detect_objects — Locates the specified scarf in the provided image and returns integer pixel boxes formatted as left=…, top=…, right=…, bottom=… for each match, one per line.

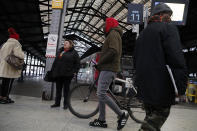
left=148, top=14, right=171, bottom=24
left=59, top=49, right=69, bottom=58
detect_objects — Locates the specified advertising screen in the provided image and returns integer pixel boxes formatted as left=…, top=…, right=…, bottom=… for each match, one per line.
left=151, top=0, right=189, bottom=25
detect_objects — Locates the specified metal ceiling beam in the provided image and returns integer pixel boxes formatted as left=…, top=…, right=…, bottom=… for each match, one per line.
left=69, top=0, right=89, bottom=34
left=64, top=29, right=104, bottom=45
left=68, top=3, right=132, bottom=44
left=65, top=0, right=80, bottom=34
left=64, top=33, right=102, bottom=46
left=90, top=5, right=129, bottom=39
left=40, top=0, right=49, bottom=2
left=40, top=9, right=52, bottom=13
left=116, top=0, right=128, bottom=8
left=39, top=1, right=51, bottom=6
left=67, top=6, right=92, bottom=10
left=66, top=27, right=104, bottom=36
left=66, top=5, right=130, bottom=42
left=64, top=34, right=98, bottom=47
left=64, top=20, right=104, bottom=35
left=78, top=0, right=106, bottom=42
left=73, top=0, right=96, bottom=35
left=75, top=41, right=90, bottom=49
left=88, top=0, right=119, bottom=39
left=94, top=2, right=129, bottom=40
left=67, top=11, right=101, bottom=19
left=74, top=31, right=103, bottom=46
left=67, top=9, right=132, bottom=26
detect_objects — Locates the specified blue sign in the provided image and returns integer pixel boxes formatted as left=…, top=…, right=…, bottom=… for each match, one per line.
left=127, top=4, right=143, bottom=24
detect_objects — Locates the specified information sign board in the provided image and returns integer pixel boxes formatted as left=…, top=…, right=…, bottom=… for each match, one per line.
left=52, top=0, right=63, bottom=9
left=46, top=34, right=58, bottom=58
left=127, top=4, right=143, bottom=24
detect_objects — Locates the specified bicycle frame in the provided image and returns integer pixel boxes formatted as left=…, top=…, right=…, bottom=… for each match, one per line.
left=83, top=77, right=98, bottom=102
left=84, top=74, right=145, bottom=124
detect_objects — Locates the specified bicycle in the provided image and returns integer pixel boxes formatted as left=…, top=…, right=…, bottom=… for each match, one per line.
left=67, top=69, right=146, bottom=124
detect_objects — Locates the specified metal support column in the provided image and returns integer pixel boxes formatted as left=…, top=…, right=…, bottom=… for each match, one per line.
left=32, top=56, right=36, bottom=76
left=38, top=59, right=41, bottom=76
left=42, top=0, right=69, bottom=100
left=36, top=58, right=38, bottom=76
left=29, top=55, right=32, bottom=76
left=25, top=52, right=29, bottom=76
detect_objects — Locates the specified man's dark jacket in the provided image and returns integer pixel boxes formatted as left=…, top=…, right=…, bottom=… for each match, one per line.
left=134, top=22, right=187, bottom=106
left=52, top=47, right=80, bottom=78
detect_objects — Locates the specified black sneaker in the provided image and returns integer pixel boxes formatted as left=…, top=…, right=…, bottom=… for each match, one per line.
left=50, top=104, right=60, bottom=108
left=7, top=98, right=15, bottom=103
left=63, top=105, right=68, bottom=110
left=89, top=119, right=107, bottom=128
left=117, top=111, right=129, bottom=130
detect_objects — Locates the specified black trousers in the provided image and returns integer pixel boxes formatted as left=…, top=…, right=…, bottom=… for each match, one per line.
left=55, top=76, right=73, bottom=106
left=1, top=78, right=14, bottom=97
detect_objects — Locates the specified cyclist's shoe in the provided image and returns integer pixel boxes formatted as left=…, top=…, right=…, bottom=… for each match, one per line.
left=7, top=98, right=15, bottom=103
left=0, top=99, right=8, bottom=104
left=89, top=119, right=107, bottom=128
left=117, top=111, right=129, bottom=130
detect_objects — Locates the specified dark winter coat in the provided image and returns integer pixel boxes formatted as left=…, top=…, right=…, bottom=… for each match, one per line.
left=134, top=22, right=187, bottom=106
left=52, top=47, right=80, bottom=78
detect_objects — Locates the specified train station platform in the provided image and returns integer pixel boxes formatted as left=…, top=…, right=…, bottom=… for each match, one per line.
left=0, top=77, right=197, bottom=131
left=0, top=94, right=197, bottom=131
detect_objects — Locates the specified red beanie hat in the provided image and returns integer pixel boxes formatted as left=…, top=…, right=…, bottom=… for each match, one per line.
left=8, top=27, right=20, bottom=40
left=105, top=17, right=119, bottom=33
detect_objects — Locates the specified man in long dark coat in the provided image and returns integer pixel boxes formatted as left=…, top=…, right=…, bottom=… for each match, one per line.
left=134, top=3, right=187, bottom=131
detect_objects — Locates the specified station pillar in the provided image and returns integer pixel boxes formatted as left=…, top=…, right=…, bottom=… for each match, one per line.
left=42, top=0, right=69, bottom=100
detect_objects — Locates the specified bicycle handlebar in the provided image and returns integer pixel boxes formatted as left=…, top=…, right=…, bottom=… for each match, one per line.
left=91, top=59, right=97, bottom=65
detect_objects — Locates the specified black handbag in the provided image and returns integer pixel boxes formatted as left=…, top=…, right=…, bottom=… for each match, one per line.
left=44, top=70, right=56, bottom=82
left=5, top=51, right=24, bottom=70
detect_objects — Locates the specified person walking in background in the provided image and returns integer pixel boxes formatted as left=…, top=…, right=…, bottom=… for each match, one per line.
left=134, top=3, right=187, bottom=131
left=89, top=17, right=129, bottom=130
left=50, top=40, right=80, bottom=110
left=94, top=53, right=100, bottom=83
left=0, top=27, right=24, bottom=104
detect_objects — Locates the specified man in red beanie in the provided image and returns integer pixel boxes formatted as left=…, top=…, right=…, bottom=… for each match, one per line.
left=89, top=17, right=129, bottom=130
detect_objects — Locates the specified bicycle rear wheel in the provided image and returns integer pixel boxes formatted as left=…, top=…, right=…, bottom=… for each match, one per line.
left=128, top=97, right=146, bottom=123
left=68, top=84, right=99, bottom=119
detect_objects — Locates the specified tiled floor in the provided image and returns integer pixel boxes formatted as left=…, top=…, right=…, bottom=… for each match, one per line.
left=0, top=95, right=197, bottom=131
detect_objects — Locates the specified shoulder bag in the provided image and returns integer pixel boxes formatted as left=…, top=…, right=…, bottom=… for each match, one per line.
left=5, top=51, right=24, bottom=70
left=44, top=70, right=56, bottom=82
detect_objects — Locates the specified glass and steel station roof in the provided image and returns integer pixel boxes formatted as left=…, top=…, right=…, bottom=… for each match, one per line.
left=39, top=0, right=150, bottom=57
left=0, top=0, right=196, bottom=61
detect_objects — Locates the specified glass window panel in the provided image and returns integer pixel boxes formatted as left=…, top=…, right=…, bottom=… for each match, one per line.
left=106, top=2, right=122, bottom=17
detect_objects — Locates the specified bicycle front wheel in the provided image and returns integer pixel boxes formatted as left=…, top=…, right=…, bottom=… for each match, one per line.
left=68, top=84, right=99, bottom=119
